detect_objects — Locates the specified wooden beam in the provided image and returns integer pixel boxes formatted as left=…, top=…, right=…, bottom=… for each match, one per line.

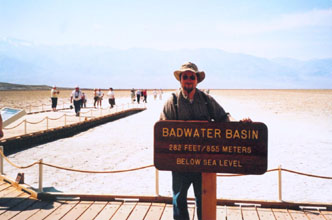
left=202, top=172, right=216, bottom=220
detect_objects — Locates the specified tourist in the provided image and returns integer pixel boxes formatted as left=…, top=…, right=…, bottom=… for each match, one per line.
left=136, top=89, right=141, bottom=104
left=159, top=89, right=163, bottom=100
left=131, top=88, right=136, bottom=103
left=142, top=89, right=147, bottom=103
left=70, top=86, right=83, bottom=116
left=160, top=62, right=251, bottom=219
left=50, top=85, right=60, bottom=111
left=107, top=87, right=115, bottom=108
left=93, top=88, right=98, bottom=108
left=97, top=88, right=104, bottom=108
left=153, top=89, right=158, bottom=100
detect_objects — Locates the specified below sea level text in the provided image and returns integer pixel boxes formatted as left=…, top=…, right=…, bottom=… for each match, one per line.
left=176, top=158, right=243, bottom=167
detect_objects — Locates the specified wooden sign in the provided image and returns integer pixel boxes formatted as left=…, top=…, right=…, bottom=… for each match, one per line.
left=154, top=120, right=268, bottom=174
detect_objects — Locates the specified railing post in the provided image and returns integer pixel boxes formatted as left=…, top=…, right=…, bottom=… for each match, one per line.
left=0, top=146, right=4, bottom=175
left=29, top=104, right=32, bottom=113
left=278, top=165, right=282, bottom=201
left=24, top=119, right=27, bottom=134
left=39, top=159, right=43, bottom=192
left=155, top=168, right=159, bottom=196
left=42, top=104, right=44, bottom=111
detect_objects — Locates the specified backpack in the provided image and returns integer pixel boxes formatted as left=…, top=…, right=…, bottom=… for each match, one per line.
left=172, top=91, right=215, bottom=121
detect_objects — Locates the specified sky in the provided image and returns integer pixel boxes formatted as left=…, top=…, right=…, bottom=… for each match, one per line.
left=1, top=0, right=332, bottom=60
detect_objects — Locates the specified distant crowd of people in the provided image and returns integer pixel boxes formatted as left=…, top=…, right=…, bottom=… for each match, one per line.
left=130, top=88, right=163, bottom=104
left=50, top=86, right=165, bottom=117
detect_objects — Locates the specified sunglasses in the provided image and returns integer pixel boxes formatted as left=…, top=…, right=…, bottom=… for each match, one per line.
left=182, top=74, right=197, bottom=80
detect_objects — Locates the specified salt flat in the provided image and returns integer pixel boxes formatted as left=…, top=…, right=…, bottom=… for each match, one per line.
left=2, top=90, right=332, bottom=203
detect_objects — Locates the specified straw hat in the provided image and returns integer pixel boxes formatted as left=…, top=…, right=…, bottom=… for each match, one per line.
left=174, top=62, right=205, bottom=83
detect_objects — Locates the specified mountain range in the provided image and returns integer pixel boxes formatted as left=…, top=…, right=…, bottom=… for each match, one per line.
left=0, top=38, right=331, bottom=89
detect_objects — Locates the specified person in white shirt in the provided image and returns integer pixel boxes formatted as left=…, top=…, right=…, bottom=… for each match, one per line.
left=70, top=86, right=83, bottom=116
left=107, top=87, right=115, bottom=108
left=50, top=86, right=60, bottom=111
left=136, top=89, right=141, bottom=104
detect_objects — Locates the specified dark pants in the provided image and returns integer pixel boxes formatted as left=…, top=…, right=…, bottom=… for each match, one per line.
left=108, top=98, right=115, bottom=108
left=172, top=172, right=202, bottom=220
left=51, top=97, right=58, bottom=108
left=73, top=100, right=81, bottom=115
left=137, top=94, right=141, bottom=104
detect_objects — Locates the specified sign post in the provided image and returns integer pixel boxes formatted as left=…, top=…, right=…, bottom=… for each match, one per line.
left=202, top=172, right=216, bottom=219
left=154, top=120, right=268, bottom=219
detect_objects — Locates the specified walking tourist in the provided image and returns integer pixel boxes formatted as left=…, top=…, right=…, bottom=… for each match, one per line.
left=136, top=89, right=141, bottom=104
left=97, top=88, right=104, bottom=108
left=107, top=87, right=115, bottom=108
left=70, top=86, right=83, bottom=116
left=93, top=88, right=98, bottom=108
left=50, top=85, right=60, bottom=111
left=131, top=88, right=136, bottom=103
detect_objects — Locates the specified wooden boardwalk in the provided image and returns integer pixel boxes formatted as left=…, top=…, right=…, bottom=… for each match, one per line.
left=1, top=181, right=332, bottom=220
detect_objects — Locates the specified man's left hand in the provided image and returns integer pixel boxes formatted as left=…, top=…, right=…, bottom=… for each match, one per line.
left=240, top=118, right=252, bottom=123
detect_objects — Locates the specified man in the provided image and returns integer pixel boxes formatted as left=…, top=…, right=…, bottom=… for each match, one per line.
left=160, top=62, right=250, bottom=220
left=70, top=86, right=83, bottom=116
left=50, top=86, right=60, bottom=111
left=107, top=87, right=115, bottom=108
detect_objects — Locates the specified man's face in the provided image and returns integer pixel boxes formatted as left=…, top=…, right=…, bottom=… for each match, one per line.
left=180, top=70, right=198, bottom=93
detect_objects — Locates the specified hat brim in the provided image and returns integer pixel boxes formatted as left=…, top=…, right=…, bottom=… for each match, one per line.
left=174, top=69, right=205, bottom=83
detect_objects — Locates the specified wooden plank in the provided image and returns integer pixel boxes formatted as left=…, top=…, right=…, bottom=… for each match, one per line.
left=0, top=182, right=11, bottom=191
left=61, top=201, right=93, bottom=220
left=257, top=208, right=276, bottom=220
left=303, top=210, right=326, bottom=220
left=10, top=200, right=52, bottom=220
left=217, top=205, right=226, bottom=220
left=94, top=202, right=122, bottom=220
left=127, top=202, right=150, bottom=220
left=272, top=209, right=292, bottom=220
left=43, top=200, right=79, bottom=220
left=110, top=202, right=136, bottom=220
left=227, top=206, right=242, bottom=220
left=0, top=192, right=30, bottom=216
left=0, top=197, right=38, bottom=220
left=144, top=203, right=165, bottom=220
left=27, top=201, right=63, bottom=220
left=77, top=201, right=108, bottom=220
left=321, top=211, right=332, bottom=220
left=288, top=209, right=309, bottom=220
left=242, top=207, right=259, bottom=220
left=0, top=185, right=18, bottom=197
left=160, top=204, right=173, bottom=220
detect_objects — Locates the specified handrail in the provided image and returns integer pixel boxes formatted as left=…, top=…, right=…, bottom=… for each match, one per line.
left=0, top=147, right=331, bottom=197
left=3, top=102, right=145, bottom=134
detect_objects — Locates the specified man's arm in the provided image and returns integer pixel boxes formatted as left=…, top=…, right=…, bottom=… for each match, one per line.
left=0, top=114, right=4, bottom=138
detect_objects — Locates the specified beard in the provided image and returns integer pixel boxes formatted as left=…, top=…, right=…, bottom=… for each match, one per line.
left=183, top=84, right=194, bottom=94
